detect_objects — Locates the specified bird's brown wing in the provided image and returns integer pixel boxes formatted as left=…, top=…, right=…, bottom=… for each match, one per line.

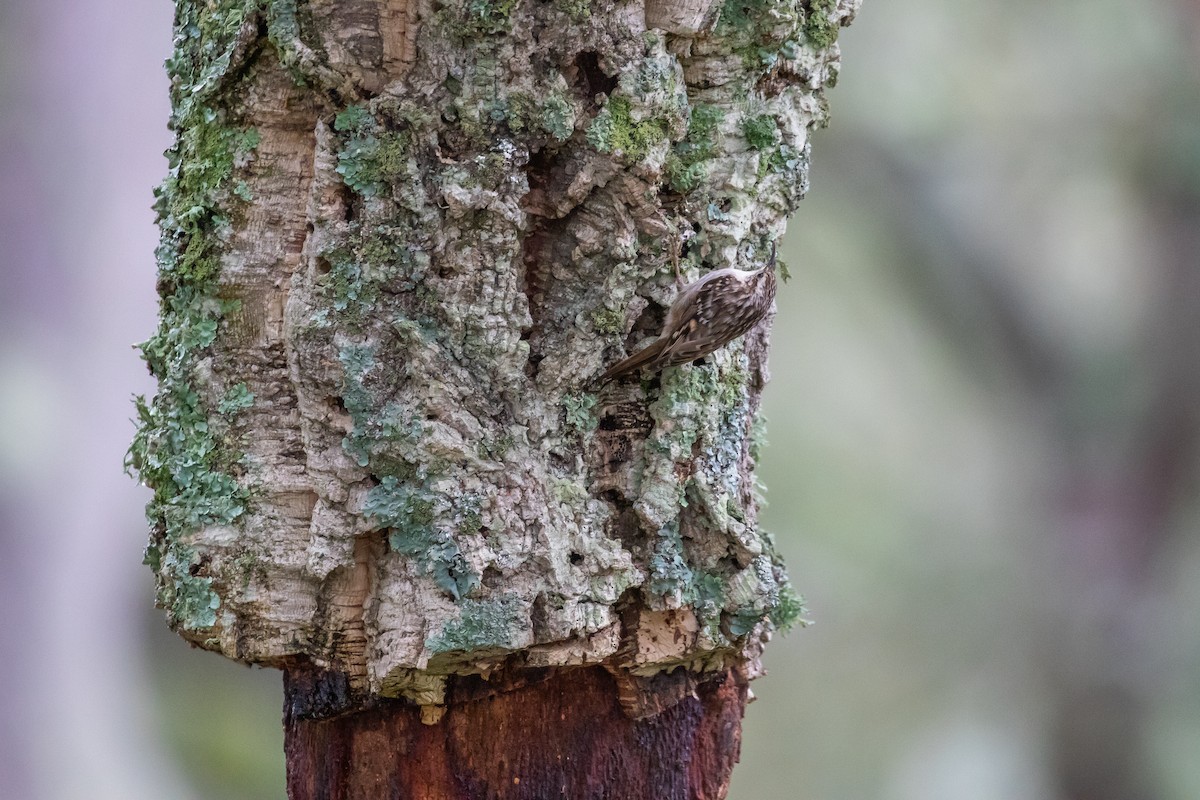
left=654, top=274, right=740, bottom=368
left=600, top=268, right=772, bottom=380
left=600, top=337, right=668, bottom=381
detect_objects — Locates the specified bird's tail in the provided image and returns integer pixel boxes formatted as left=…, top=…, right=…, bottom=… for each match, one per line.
left=601, top=338, right=667, bottom=382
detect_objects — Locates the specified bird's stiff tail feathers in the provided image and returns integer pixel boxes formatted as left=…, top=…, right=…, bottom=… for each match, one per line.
left=601, top=338, right=668, bottom=382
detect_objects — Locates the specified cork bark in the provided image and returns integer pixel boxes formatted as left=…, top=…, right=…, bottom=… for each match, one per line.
left=130, top=0, right=858, bottom=791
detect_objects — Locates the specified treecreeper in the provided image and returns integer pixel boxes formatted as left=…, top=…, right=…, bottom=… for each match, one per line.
left=601, top=243, right=778, bottom=381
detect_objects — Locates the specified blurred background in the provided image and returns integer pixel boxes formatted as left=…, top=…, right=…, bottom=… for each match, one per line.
left=2, top=0, right=1198, bottom=798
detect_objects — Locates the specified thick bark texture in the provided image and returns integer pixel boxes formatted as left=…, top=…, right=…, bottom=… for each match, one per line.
left=130, top=0, right=857, bottom=791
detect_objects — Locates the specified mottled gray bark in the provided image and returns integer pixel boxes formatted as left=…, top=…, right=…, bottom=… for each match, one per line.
left=130, top=0, right=856, bottom=736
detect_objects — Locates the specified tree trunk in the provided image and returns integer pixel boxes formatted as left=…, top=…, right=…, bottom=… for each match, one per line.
left=285, top=664, right=748, bottom=798
left=129, top=0, right=859, bottom=795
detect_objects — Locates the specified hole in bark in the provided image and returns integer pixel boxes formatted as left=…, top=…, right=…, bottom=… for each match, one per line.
left=338, top=182, right=356, bottom=222
left=600, top=488, right=626, bottom=506
left=437, top=260, right=456, bottom=279
left=631, top=301, right=665, bottom=340
left=316, top=256, right=332, bottom=275
left=569, top=551, right=583, bottom=565
left=598, top=414, right=618, bottom=431
left=548, top=448, right=570, bottom=470
left=438, top=126, right=471, bottom=159
left=571, top=51, right=617, bottom=104
left=524, top=352, right=544, bottom=380
left=521, top=146, right=565, bottom=218
left=481, top=565, right=503, bottom=588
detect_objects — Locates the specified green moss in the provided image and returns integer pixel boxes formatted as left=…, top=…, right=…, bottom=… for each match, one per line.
left=591, top=306, right=625, bottom=335
left=760, top=142, right=806, bottom=183
left=337, top=130, right=412, bottom=197
left=769, top=582, right=808, bottom=630
left=425, top=596, right=526, bottom=653
left=666, top=104, right=724, bottom=193
left=587, top=96, right=669, bottom=162
left=741, top=114, right=779, bottom=150
left=725, top=498, right=746, bottom=523
left=456, top=494, right=484, bottom=535
left=499, top=92, right=534, bottom=133
left=477, top=432, right=514, bottom=460
left=554, top=0, right=590, bottom=20
left=330, top=103, right=424, bottom=198
left=802, top=0, right=840, bottom=49
left=460, top=0, right=519, bottom=35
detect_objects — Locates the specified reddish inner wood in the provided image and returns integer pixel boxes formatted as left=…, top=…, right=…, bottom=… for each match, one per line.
left=285, top=666, right=748, bottom=800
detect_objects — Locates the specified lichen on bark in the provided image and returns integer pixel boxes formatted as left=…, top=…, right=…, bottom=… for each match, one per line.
left=130, top=0, right=859, bottom=710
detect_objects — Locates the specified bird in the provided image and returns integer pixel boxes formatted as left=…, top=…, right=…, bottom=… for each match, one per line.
left=601, top=243, right=778, bottom=382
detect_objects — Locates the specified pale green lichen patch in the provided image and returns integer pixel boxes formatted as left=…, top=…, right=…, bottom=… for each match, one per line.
left=334, top=106, right=416, bottom=198
left=647, top=522, right=693, bottom=602
left=552, top=0, right=590, bottom=22
left=128, top=0, right=271, bottom=633
left=152, top=546, right=221, bottom=631
left=587, top=37, right=688, bottom=166
left=563, top=392, right=599, bottom=434
left=217, top=382, right=254, bottom=415
left=366, top=477, right=480, bottom=600
left=539, top=94, right=576, bottom=141
left=425, top=595, right=528, bottom=654
left=646, top=520, right=785, bottom=643
left=630, top=349, right=800, bottom=640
